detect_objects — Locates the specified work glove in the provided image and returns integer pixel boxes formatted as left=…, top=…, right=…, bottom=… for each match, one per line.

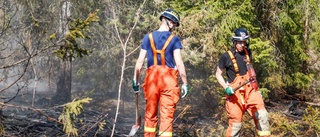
left=132, top=79, right=140, bottom=93
left=225, top=86, right=234, bottom=95
left=181, top=84, right=189, bottom=98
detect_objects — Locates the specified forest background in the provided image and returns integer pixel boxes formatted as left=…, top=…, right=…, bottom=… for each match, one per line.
left=0, top=0, right=319, bottom=136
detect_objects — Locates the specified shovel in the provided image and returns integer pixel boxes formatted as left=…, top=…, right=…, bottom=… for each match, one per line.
left=128, top=92, right=141, bottom=136
left=233, top=79, right=251, bottom=105
left=233, top=79, right=251, bottom=91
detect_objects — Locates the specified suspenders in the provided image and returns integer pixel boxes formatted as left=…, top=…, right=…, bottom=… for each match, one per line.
left=148, top=33, right=175, bottom=66
left=227, top=49, right=250, bottom=76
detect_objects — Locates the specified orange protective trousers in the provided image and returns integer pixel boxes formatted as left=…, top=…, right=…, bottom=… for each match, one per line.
left=143, top=65, right=180, bottom=137
left=226, top=73, right=270, bottom=137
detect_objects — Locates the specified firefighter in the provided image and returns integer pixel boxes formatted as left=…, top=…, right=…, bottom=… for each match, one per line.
left=215, top=28, right=271, bottom=137
left=132, top=9, right=188, bottom=137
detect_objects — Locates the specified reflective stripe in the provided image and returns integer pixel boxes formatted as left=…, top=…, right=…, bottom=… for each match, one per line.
left=232, top=36, right=249, bottom=41
left=158, top=131, right=172, bottom=136
left=257, top=130, right=271, bottom=136
left=144, top=126, right=156, bottom=132
left=163, top=11, right=179, bottom=21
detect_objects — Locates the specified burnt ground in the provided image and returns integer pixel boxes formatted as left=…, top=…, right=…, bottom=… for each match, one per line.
left=0, top=91, right=319, bottom=137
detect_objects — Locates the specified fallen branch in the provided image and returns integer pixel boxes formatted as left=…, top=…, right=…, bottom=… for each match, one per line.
left=282, top=111, right=303, bottom=120
left=0, top=102, right=62, bottom=124
left=305, top=102, right=320, bottom=107
left=158, top=105, right=191, bottom=136
left=81, top=113, right=109, bottom=136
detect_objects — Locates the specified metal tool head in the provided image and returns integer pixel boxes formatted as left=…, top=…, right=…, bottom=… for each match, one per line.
left=128, top=116, right=141, bottom=136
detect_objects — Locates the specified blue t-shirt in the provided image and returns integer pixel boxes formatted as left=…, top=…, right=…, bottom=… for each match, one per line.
left=141, top=31, right=182, bottom=68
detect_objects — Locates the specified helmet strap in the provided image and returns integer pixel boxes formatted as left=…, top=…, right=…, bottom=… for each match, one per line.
left=165, top=19, right=174, bottom=32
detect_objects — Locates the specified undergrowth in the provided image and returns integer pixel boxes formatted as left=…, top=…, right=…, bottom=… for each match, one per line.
left=267, top=105, right=320, bottom=137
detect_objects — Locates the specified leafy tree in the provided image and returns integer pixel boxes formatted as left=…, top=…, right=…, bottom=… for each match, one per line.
left=1, top=0, right=320, bottom=136
left=50, top=1, right=99, bottom=104
left=255, top=0, right=320, bottom=100
left=159, top=0, right=274, bottom=106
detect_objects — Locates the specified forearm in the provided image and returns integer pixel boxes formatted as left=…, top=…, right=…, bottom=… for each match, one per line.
left=173, top=49, right=187, bottom=84
left=133, top=49, right=147, bottom=81
left=176, top=64, right=187, bottom=84
left=215, top=67, right=227, bottom=89
left=133, top=62, right=143, bottom=81
left=216, top=74, right=227, bottom=89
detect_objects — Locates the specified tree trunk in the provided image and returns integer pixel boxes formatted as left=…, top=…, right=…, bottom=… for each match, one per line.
left=302, top=0, right=309, bottom=74
left=52, top=1, right=72, bottom=105
left=53, top=60, right=72, bottom=104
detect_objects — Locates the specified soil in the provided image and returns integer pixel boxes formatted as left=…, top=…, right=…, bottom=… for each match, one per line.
left=0, top=91, right=319, bottom=137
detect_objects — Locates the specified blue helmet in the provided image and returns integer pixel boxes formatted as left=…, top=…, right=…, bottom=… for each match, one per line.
left=159, top=9, right=180, bottom=27
left=232, top=28, right=249, bottom=41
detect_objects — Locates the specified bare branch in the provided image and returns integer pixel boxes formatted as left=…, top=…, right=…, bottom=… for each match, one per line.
left=4, top=82, right=28, bottom=103
left=110, top=0, right=147, bottom=136
left=0, top=45, right=56, bottom=69
left=0, top=57, right=30, bottom=93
